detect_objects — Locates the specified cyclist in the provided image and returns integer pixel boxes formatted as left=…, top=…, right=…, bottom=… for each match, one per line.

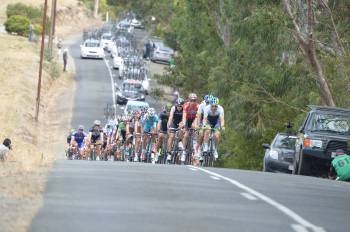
left=70, top=125, right=87, bottom=159
left=202, top=97, right=225, bottom=159
left=167, top=98, right=185, bottom=162
left=141, top=108, right=159, bottom=163
left=87, top=120, right=104, bottom=160
left=329, top=149, right=350, bottom=181
left=181, top=93, right=199, bottom=164
left=156, top=103, right=172, bottom=160
left=195, top=95, right=212, bottom=163
left=66, top=128, right=75, bottom=159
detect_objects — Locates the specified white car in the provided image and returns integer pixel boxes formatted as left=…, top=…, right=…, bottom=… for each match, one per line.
left=110, top=43, right=118, bottom=58
left=123, top=100, right=149, bottom=116
left=130, top=19, right=144, bottom=29
left=113, top=56, right=124, bottom=70
left=100, top=33, right=114, bottom=52
left=80, top=39, right=104, bottom=59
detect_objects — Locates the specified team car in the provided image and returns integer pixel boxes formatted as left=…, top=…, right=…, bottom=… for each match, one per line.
left=80, top=39, right=104, bottom=59
left=116, top=79, right=147, bottom=104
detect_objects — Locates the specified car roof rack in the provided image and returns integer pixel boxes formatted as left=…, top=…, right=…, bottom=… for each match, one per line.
left=308, top=105, right=350, bottom=114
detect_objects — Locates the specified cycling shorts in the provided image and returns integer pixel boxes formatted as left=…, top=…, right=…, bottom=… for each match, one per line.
left=185, top=119, right=195, bottom=129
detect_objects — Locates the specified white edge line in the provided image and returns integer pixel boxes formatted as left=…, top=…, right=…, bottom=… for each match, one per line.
left=189, top=168, right=197, bottom=171
left=188, top=165, right=325, bottom=232
left=240, top=192, right=257, bottom=201
left=210, top=176, right=221, bottom=180
left=291, top=224, right=309, bottom=232
left=103, top=58, right=117, bottom=116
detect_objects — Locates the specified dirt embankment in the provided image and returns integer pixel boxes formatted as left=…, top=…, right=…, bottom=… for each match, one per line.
left=0, top=1, right=101, bottom=232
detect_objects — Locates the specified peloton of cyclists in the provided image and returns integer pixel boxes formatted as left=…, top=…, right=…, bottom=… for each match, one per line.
left=67, top=93, right=225, bottom=165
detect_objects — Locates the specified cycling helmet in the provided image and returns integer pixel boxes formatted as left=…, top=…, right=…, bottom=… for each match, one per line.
left=188, top=93, right=198, bottom=101
left=210, top=97, right=219, bottom=106
left=147, top=108, right=156, bottom=117
left=94, top=120, right=101, bottom=126
left=78, top=125, right=84, bottom=130
left=164, top=103, right=172, bottom=112
left=70, top=128, right=75, bottom=133
left=204, top=95, right=213, bottom=103
left=176, top=97, right=185, bottom=106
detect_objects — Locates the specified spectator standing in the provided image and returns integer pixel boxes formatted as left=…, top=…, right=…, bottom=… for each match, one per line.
left=28, top=24, right=34, bottom=42
left=0, top=138, right=12, bottom=161
left=63, top=48, right=68, bottom=72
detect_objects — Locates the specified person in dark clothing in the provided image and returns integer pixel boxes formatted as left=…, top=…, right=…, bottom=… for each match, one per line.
left=63, top=48, right=68, bottom=72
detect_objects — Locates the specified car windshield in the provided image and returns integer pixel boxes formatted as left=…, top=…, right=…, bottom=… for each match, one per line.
left=274, top=135, right=296, bottom=150
left=308, top=113, right=350, bottom=134
left=85, top=42, right=100, bottom=47
left=102, top=35, right=112, bottom=40
left=123, top=83, right=142, bottom=92
left=127, top=104, right=148, bottom=113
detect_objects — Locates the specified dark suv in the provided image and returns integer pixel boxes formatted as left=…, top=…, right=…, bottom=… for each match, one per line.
left=294, top=105, right=350, bottom=176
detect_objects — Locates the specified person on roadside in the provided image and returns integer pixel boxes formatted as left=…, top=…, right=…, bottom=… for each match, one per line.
left=329, top=149, right=350, bottom=182
left=63, top=48, right=68, bottom=72
left=0, top=138, right=12, bottom=161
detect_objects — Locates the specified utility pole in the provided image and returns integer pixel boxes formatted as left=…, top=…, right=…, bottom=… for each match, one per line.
left=35, top=0, right=48, bottom=122
left=48, top=0, right=57, bottom=59
left=94, top=0, right=99, bottom=18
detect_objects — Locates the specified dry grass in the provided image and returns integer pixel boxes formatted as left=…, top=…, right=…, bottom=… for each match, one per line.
left=0, top=33, right=75, bottom=232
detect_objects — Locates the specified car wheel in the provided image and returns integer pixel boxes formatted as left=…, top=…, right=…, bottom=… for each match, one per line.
left=297, top=150, right=311, bottom=175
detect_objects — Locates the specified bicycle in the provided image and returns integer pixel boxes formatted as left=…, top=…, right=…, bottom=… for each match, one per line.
left=143, top=132, right=157, bottom=163
left=90, top=142, right=100, bottom=161
left=157, top=133, right=168, bottom=164
left=184, top=128, right=197, bottom=165
left=169, top=128, right=181, bottom=165
left=202, top=128, right=216, bottom=167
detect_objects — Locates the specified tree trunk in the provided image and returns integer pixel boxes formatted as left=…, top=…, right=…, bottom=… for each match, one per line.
left=283, top=0, right=335, bottom=106
left=94, top=0, right=99, bottom=18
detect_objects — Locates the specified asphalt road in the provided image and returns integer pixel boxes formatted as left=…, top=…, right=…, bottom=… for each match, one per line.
left=28, top=29, right=350, bottom=232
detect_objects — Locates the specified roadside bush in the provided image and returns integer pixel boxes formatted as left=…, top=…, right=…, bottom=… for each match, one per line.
left=6, top=3, right=41, bottom=23
left=150, top=88, right=164, bottom=100
left=4, top=15, right=30, bottom=36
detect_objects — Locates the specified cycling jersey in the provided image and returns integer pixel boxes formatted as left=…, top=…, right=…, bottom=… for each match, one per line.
left=183, top=102, right=199, bottom=120
left=204, top=105, right=224, bottom=128
left=118, top=121, right=126, bottom=132
left=72, top=132, right=87, bottom=148
left=89, top=128, right=103, bottom=143
left=143, top=114, right=159, bottom=133
left=331, top=155, right=350, bottom=181
left=198, top=101, right=208, bottom=126
left=170, top=106, right=183, bottom=128
left=159, top=110, right=169, bottom=133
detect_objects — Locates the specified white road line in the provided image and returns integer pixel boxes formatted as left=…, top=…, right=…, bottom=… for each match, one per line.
left=291, top=224, right=309, bottom=232
left=240, top=192, right=257, bottom=201
left=103, top=58, right=117, bottom=116
left=188, top=166, right=326, bottom=232
left=189, top=168, right=198, bottom=171
left=210, top=176, right=221, bottom=180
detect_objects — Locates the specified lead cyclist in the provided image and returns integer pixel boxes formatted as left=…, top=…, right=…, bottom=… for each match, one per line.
left=202, top=97, right=225, bottom=159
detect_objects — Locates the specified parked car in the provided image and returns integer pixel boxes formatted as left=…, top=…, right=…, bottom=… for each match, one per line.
left=113, top=55, right=124, bottom=70
left=130, top=18, right=144, bottom=29
left=262, top=133, right=297, bottom=173
left=116, top=79, right=146, bottom=105
left=124, top=100, right=149, bottom=116
left=150, top=42, right=174, bottom=63
left=100, top=33, right=114, bottom=52
left=80, top=39, right=104, bottom=59
left=294, top=105, right=350, bottom=176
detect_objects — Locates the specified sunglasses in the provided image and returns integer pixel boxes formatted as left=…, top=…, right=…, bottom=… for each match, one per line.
left=190, top=99, right=196, bottom=102
left=211, top=105, right=218, bottom=108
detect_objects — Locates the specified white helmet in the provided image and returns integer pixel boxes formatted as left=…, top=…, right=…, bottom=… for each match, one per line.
left=147, top=108, right=155, bottom=117
left=94, top=120, right=101, bottom=126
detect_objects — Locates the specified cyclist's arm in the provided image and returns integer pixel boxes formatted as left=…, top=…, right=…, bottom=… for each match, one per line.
left=220, top=107, right=225, bottom=129
left=157, top=119, right=161, bottom=131
left=196, top=110, right=201, bottom=128
left=167, top=108, right=174, bottom=128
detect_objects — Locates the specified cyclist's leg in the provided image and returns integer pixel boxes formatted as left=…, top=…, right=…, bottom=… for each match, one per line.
left=203, top=125, right=211, bottom=152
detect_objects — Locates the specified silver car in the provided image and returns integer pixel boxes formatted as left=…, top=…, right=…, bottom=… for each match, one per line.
left=150, top=42, right=174, bottom=63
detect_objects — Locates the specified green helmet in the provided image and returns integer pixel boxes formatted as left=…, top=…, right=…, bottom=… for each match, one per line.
left=164, top=103, right=172, bottom=112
